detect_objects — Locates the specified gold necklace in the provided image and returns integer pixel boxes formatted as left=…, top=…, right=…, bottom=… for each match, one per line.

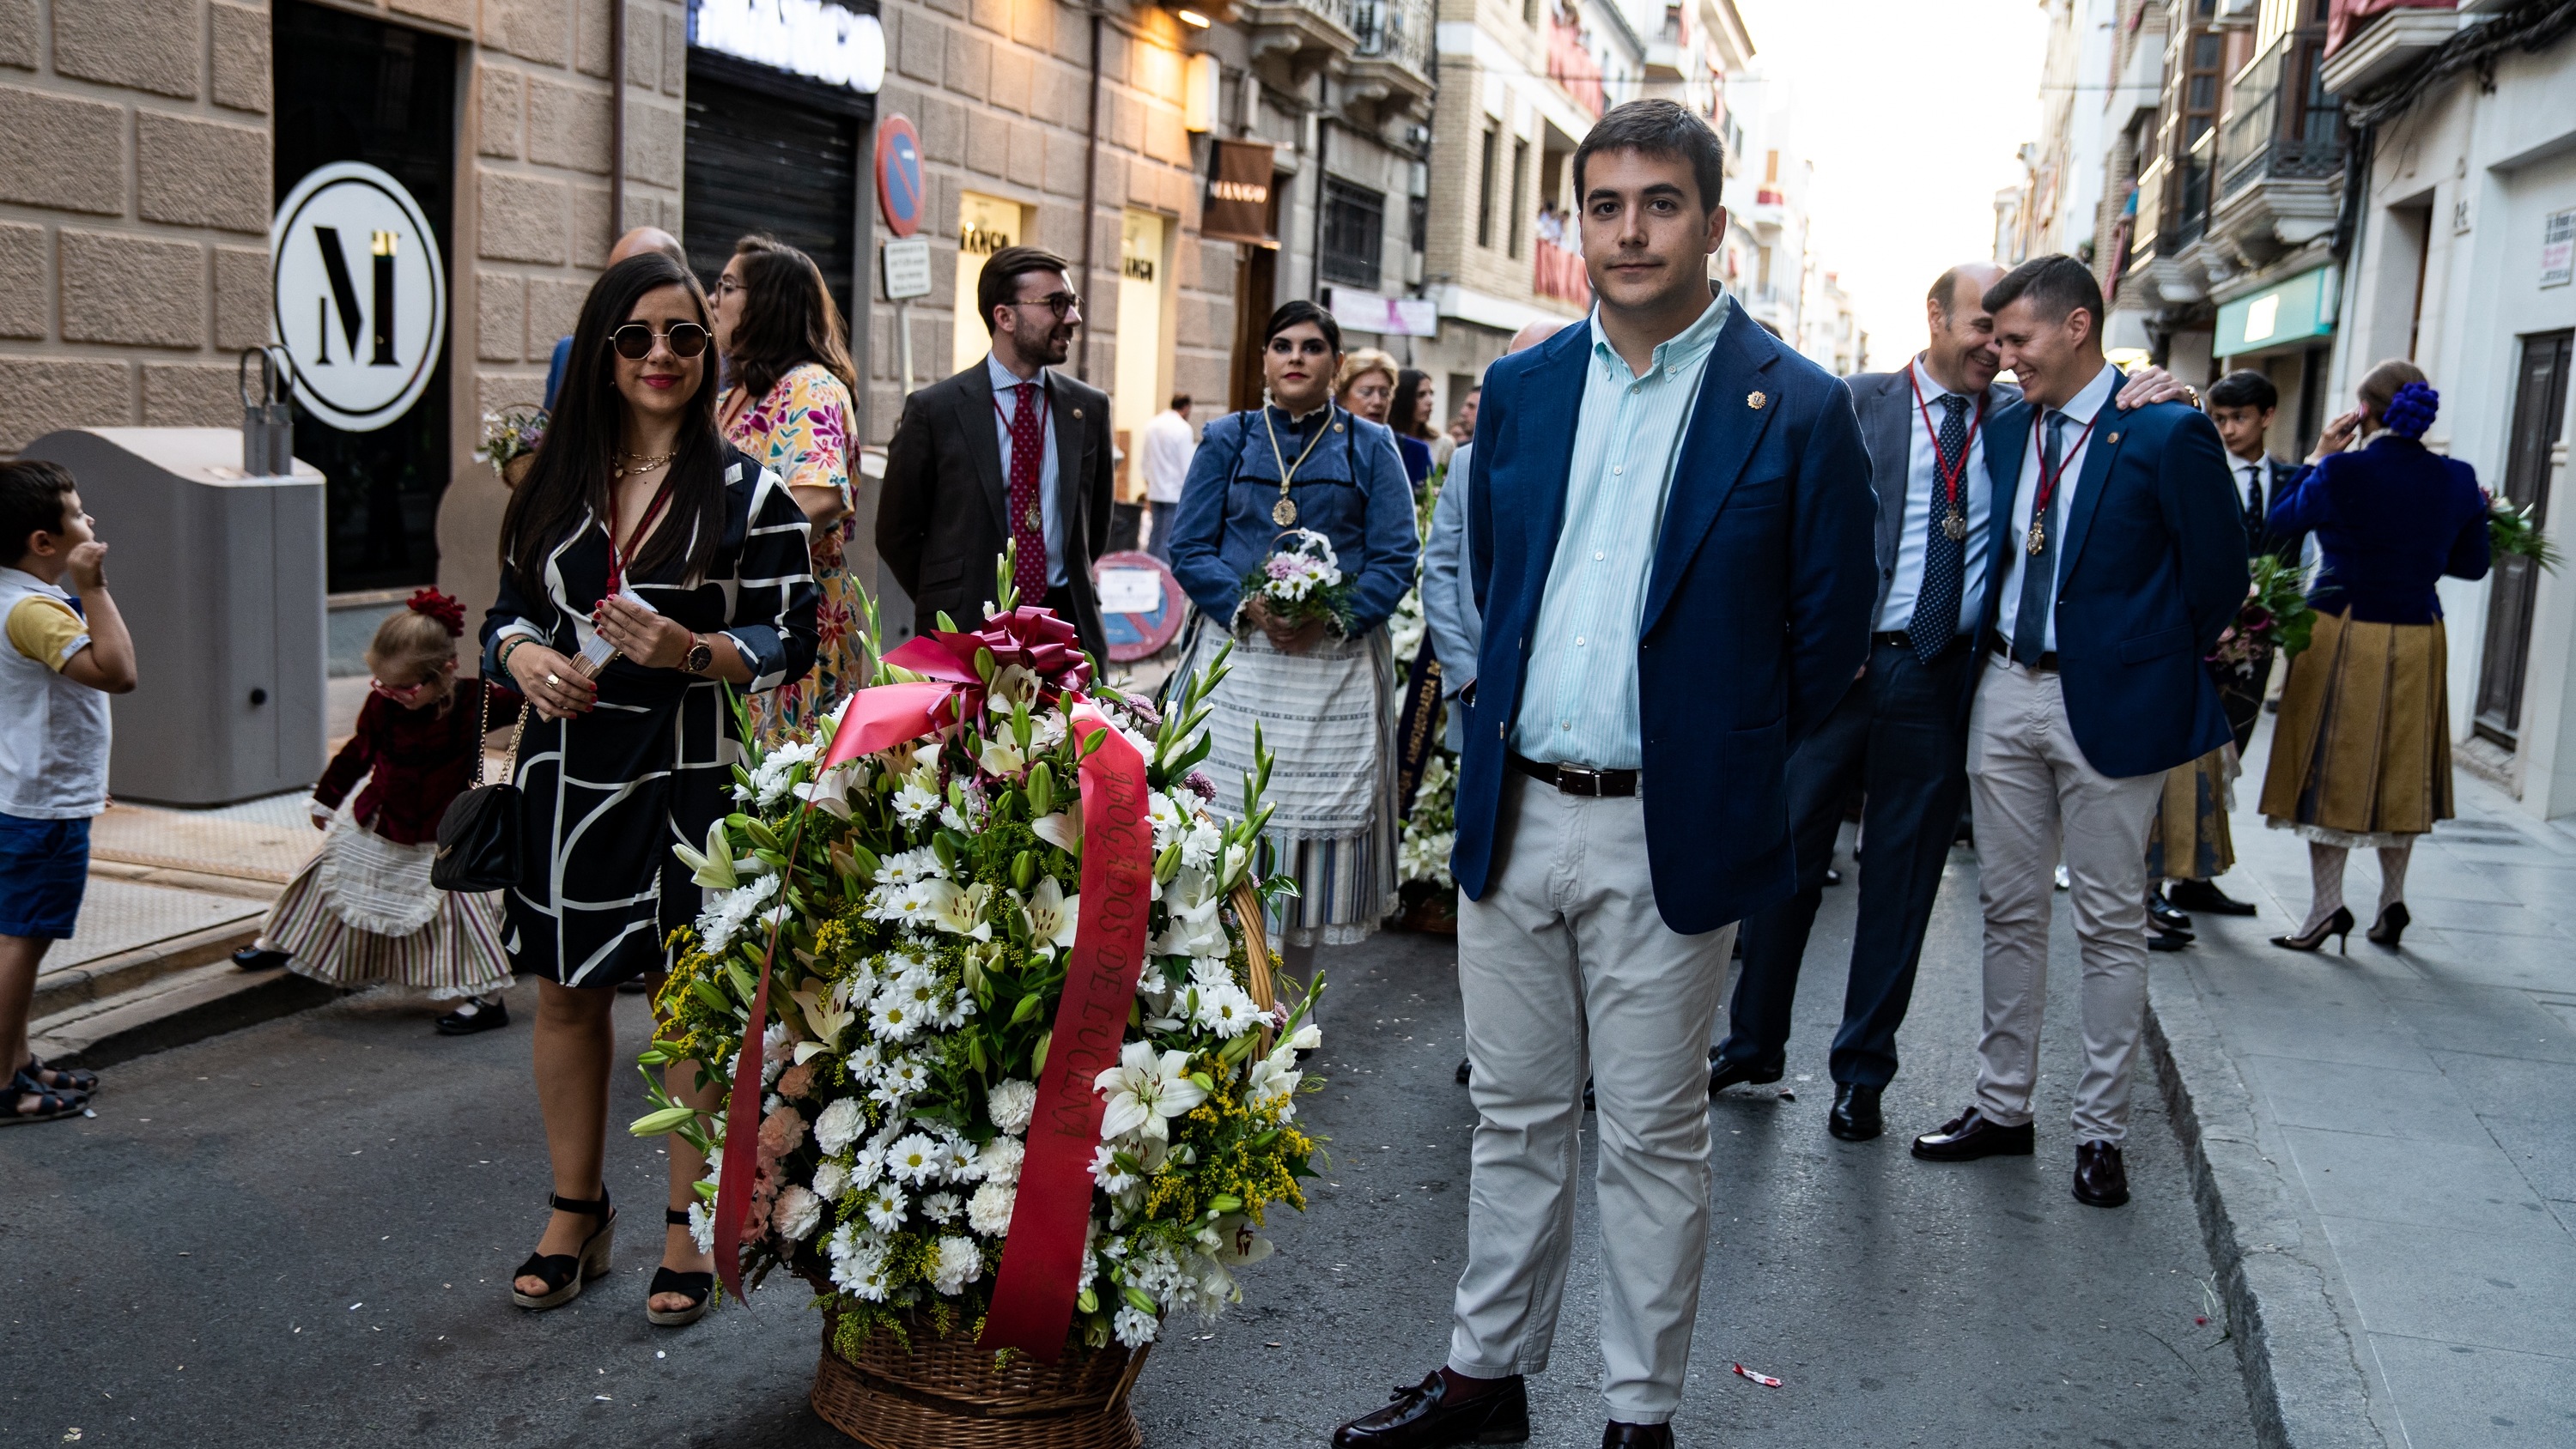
left=1261, top=404, right=1333, bottom=526
left=612, top=450, right=677, bottom=479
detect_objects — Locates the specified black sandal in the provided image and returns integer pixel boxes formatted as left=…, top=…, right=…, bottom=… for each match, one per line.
left=22, top=1054, right=98, bottom=1095
left=647, top=1208, right=715, bottom=1326
left=4, top=1067, right=88, bottom=1126
left=510, top=1191, right=616, bottom=1310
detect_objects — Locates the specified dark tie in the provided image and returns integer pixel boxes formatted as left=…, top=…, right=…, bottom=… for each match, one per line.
left=2012, top=411, right=2066, bottom=665
left=1906, top=393, right=1971, bottom=663
left=1007, top=379, right=1048, bottom=603
left=2243, top=464, right=2265, bottom=534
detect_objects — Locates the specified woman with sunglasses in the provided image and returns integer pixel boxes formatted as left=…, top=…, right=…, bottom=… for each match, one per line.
left=710, top=234, right=862, bottom=742
left=481, top=252, right=818, bottom=1327
left=1167, top=300, right=1420, bottom=1010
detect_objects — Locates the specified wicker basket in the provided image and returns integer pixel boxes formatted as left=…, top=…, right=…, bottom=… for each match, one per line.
left=810, top=1307, right=1151, bottom=1449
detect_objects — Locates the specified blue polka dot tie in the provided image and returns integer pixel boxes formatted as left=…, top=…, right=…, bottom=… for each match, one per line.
left=1906, top=393, right=1971, bottom=664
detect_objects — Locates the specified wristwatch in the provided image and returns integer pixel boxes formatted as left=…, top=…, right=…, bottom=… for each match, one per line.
left=681, top=634, right=714, bottom=675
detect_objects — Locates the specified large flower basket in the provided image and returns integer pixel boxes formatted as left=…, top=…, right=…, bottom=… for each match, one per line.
left=635, top=563, right=1320, bottom=1446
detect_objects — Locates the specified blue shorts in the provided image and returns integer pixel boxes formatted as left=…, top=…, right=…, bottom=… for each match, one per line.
left=0, top=812, right=91, bottom=940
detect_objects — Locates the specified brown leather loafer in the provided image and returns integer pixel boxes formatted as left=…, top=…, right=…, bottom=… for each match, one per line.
left=1333, top=1371, right=1529, bottom=1448
left=2073, top=1140, right=2130, bottom=1208
left=1910, top=1106, right=2036, bottom=1161
left=1602, top=1422, right=1674, bottom=1447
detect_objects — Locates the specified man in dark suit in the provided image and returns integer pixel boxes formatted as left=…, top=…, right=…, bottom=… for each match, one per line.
left=876, top=246, right=1114, bottom=658
left=1911, top=255, right=2247, bottom=1210
left=1331, top=101, right=1876, bottom=1449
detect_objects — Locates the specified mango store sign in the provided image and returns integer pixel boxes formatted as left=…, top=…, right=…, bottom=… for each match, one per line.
left=690, top=0, right=884, bottom=93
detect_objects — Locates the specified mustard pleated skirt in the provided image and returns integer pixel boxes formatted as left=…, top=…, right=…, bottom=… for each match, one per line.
left=2259, top=609, right=2453, bottom=846
left=2148, top=743, right=2235, bottom=881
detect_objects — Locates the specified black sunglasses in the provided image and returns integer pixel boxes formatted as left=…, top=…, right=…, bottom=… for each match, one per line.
left=609, top=321, right=711, bottom=360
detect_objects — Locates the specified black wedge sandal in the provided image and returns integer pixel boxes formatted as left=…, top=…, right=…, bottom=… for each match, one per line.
left=21, top=1054, right=98, bottom=1095
left=647, top=1208, right=714, bottom=1327
left=4, top=1066, right=87, bottom=1126
left=510, top=1190, right=616, bottom=1311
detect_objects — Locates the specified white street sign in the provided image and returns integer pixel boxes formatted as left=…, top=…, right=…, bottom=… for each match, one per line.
left=882, top=236, right=933, bottom=300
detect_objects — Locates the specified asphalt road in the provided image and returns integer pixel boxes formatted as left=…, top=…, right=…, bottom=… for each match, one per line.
left=3, top=840, right=2254, bottom=1448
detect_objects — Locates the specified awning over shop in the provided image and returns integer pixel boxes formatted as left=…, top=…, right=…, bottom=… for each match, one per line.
left=2217, top=265, right=2336, bottom=358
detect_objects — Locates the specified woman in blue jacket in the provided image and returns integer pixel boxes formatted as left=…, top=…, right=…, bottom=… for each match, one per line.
left=1167, top=300, right=1420, bottom=1005
left=2259, top=361, right=2489, bottom=952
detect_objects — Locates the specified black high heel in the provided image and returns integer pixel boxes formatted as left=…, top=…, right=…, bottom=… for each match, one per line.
left=2366, top=902, right=2409, bottom=948
left=511, top=1190, right=615, bottom=1310
left=2271, top=906, right=2354, bottom=955
left=648, top=1208, right=714, bottom=1327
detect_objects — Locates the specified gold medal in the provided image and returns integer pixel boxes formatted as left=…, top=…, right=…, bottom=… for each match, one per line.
left=1024, top=508, right=1041, bottom=530
left=2026, top=522, right=2047, bottom=555
left=1943, top=509, right=1968, bottom=543
left=1273, top=496, right=1297, bottom=526
left=1260, top=403, right=1332, bottom=537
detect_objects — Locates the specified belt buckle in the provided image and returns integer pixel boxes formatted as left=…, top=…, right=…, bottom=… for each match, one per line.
left=1555, top=764, right=1601, bottom=797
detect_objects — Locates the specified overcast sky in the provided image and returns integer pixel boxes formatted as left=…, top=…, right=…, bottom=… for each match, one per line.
left=1729, top=0, right=2054, bottom=370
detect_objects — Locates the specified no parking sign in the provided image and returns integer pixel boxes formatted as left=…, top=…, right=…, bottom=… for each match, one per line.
left=875, top=116, right=923, bottom=239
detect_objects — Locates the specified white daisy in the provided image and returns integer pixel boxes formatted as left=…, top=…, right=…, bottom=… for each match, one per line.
left=886, top=1132, right=943, bottom=1185
left=920, top=1191, right=963, bottom=1224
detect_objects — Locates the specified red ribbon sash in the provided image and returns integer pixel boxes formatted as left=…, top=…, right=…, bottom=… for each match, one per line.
left=980, top=712, right=1151, bottom=1359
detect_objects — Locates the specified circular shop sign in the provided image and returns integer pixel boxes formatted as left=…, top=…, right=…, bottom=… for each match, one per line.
left=1092, top=550, right=1185, bottom=662
left=876, top=116, right=924, bottom=239
left=269, top=162, right=447, bottom=433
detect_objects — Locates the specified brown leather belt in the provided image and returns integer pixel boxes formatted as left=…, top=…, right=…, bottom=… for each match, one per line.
left=1508, top=751, right=1638, bottom=797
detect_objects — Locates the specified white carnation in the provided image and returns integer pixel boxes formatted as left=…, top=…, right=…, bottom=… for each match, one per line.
left=813, top=1098, right=866, bottom=1155
left=929, top=1234, right=986, bottom=1295
left=811, top=1159, right=851, bottom=1202
left=987, top=1078, right=1039, bottom=1134
left=976, top=1135, right=1025, bottom=1186
left=773, top=1185, right=823, bottom=1242
left=967, top=1179, right=1017, bottom=1236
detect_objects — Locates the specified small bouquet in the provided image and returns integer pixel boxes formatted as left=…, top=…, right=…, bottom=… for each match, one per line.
left=2210, top=553, right=2316, bottom=670
left=1237, top=528, right=1355, bottom=638
left=2489, top=498, right=2561, bottom=573
left=477, top=405, right=549, bottom=485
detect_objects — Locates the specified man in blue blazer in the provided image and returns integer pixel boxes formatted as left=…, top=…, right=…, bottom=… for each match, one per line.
left=1909, top=256, right=2247, bottom=1210
left=1331, top=101, right=1875, bottom=1449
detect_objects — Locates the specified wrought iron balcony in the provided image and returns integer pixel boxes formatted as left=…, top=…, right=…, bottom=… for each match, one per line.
left=1346, top=0, right=1434, bottom=114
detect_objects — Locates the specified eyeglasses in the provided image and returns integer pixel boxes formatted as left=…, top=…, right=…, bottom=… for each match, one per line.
left=1015, top=291, right=1083, bottom=318
left=714, top=275, right=744, bottom=299
left=608, top=322, right=711, bottom=359
left=1267, top=336, right=1333, bottom=358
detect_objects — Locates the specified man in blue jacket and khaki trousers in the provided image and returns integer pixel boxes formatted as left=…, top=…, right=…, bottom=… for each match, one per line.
left=1910, top=255, right=2248, bottom=1210
left=1332, top=100, right=1877, bottom=1449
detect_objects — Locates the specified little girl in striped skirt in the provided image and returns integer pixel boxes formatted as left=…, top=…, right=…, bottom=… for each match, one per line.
left=230, top=590, right=515, bottom=1033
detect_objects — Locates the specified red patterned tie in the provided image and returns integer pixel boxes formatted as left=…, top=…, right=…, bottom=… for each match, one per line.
left=1007, top=379, right=1049, bottom=605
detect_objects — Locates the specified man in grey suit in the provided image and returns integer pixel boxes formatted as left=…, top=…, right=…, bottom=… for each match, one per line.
left=1710, top=264, right=2177, bottom=1140
left=1421, top=318, right=1565, bottom=753
left=877, top=246, right=1115, bottom=658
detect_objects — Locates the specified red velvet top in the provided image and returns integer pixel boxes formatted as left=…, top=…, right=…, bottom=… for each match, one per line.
left=315, top=676, right=521, bottom=846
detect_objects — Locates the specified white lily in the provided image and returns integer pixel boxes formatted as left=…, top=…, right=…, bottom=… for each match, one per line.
left=672, top=818, right=756, bottom=889
left=1208, top=1215, right=1277, bottom=1267
left=1030, top=809, right=1082, bottom=854
left=1092, top=1041, right=1208, bottom=1143
left=992, top=663, right=1041, bottom=706
left=978, top=739, right=1028, bottom=779
left=790, top=981, right=854, bottom=1064
left=1024, top=876, right=1079, bottom=953
left=1218, top=841, right=1250, bottom=891
left=795, top=759, right=860, bottom=819
left=921, top=878, right=994, bottom=940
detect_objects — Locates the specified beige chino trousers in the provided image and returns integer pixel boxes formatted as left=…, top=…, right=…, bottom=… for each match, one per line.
left=1965, top=658, right=2165, bottom=1143
left=1450, top=773, right=1737, bottom=1426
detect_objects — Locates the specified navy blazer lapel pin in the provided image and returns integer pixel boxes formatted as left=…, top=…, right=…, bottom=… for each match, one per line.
left=1747, top=391, right=1766, bottom=410
left=2105, top=431, right=2121, bottom=445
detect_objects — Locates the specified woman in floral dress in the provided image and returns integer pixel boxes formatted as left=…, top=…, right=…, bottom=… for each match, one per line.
left=712, top=234, right=862, bottom=741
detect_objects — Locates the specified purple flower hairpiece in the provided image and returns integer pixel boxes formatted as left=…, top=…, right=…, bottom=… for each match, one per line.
left=2383, top=381, right=2439, bottom=440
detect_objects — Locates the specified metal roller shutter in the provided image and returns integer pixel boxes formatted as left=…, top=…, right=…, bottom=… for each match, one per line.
left=683, top=71, right=860, bottom=323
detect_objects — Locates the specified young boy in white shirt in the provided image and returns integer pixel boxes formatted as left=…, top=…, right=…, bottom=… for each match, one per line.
left=1, top=461, right=137, bottom=1124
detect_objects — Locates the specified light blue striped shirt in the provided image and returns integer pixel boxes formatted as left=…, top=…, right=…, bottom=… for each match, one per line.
left=1512, top=294, right=1730, bottom=769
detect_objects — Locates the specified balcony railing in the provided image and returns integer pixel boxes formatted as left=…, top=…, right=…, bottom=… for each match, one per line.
left=1351, top=0, right=1431, bottom=79
left=2220, top=36, right=2345, bottom=197
left=1534, top=237, right=1589, bottom=305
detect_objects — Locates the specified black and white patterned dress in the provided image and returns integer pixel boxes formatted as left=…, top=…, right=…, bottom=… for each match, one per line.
left=479, top=448, right=819, bottom=986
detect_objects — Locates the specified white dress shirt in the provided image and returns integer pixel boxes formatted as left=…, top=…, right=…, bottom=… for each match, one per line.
left=1875, top=354, right=1994, bottom=637
left=2232, top=453, right=2267, bottom=516
left=986, top=352, right=1066, bottom=588
left=1993, top=361, right=2122, bottom=655
left=1140, top=408, right=1197, bottom=504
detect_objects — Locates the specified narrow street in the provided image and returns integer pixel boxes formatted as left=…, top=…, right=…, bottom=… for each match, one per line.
left=3, top=843, right=2252, bottom=1448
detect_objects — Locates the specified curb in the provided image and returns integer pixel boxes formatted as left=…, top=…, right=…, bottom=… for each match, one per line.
left=2143, top=958, right=2387, bottom=1449
left=28, top=919, right=265, bottom=1022
left=31, top=961, right=342, bottom=1070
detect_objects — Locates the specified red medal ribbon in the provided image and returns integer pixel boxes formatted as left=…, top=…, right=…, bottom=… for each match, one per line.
left=1907, top=364, right=1984, bottom=518
left=604, top=477, right=676, bottom=597
left=2025, top=405, right=2101, bottom=539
